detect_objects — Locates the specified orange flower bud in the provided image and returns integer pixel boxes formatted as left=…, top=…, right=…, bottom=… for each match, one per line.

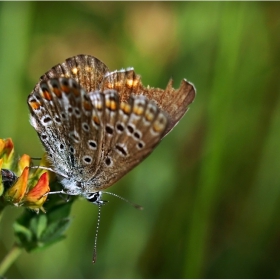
left=3, top=167, right=29, bottom=204
left=23, top=172, right=50, bottom=213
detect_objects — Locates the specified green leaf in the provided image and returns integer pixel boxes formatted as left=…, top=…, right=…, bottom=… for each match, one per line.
left=13, top=222, right=33, bottom=243
left=47, top=200, right=73, bottom=224
left=41, top=218, right=71, bottom=244
left=29, top=236, right=67, bottom=253
left=29, top=215, right=47, bottom=239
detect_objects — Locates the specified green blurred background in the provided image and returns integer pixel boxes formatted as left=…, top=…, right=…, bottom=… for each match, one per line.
left=0, top=1, right=280, bottom=278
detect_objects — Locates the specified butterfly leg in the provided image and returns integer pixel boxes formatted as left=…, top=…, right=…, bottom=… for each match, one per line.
left=44, top=190, right=68, bottom=196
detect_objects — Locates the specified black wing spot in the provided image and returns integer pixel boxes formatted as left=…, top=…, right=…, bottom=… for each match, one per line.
left=106, top=125, right=114, bottom=135
left=116, top=144, right=128, bottom=157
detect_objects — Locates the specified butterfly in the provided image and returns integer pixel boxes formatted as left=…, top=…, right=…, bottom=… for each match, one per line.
left=27, top=54, right=196, bottom=261
left=28, top=54, right=195, bottom=198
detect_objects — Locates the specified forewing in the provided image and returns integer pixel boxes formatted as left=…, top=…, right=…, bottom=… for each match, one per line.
left=33, top=54, right=109, bottom=93
left=27, top=78, right=104, bottom=180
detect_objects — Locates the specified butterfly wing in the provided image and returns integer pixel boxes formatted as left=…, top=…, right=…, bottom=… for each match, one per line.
left=102, top=68, right=196, bottom=137
left=28, top=78, right=105, bottom=182
left=86, top=90, right=168, bottom=191
left=33, top=54, right=109, bottom=94
left=32, top=54, right=195, bottom=138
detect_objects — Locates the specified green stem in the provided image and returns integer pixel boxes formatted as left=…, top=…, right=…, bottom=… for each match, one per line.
left=0, top=244, right=23, bottom=277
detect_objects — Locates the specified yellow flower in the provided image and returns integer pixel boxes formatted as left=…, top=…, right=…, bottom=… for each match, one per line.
left=0, top=138, right=14, bottom=169
left=17, top=154, right=31, bottom=174
left=0, top=138, right=51, bottom=213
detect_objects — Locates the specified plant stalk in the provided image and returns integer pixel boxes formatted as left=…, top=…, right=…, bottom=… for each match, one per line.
left=0, top=244, right=23, bottom=277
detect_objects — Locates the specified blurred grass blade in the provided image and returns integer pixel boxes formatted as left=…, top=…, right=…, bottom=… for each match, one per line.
left=184, top=3, right=247, bottom=278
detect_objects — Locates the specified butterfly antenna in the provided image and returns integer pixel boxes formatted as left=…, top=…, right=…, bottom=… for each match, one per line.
left=92, top=202, right=102, bottom=263
left=103, top=191, right=143, bottom=210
